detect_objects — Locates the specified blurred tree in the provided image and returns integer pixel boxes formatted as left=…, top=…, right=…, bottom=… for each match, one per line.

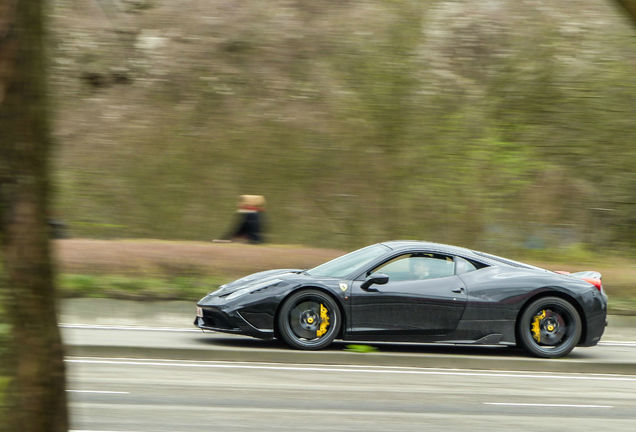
left=0, top=0, right=68, bottom=431
left=614, top=0, right=636, bottom=24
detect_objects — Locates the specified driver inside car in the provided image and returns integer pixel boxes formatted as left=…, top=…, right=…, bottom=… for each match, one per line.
left=411, top=258, right=431, bottom=279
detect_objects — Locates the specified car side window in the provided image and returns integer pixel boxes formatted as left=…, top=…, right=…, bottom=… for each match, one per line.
left=455, top=256, right=477, bottom=275
left=372, top=253, right=455, bottom=281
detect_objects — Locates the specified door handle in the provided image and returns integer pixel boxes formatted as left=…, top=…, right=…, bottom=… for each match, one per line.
left=451, top=287, right=464, bottom=293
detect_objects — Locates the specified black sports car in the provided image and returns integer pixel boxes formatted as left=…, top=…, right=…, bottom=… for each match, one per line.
left=195, top=241, right=608, bottom=358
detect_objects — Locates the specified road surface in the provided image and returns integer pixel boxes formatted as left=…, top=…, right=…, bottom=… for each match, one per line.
left=60, top=299, right=636, bottom=431
left=67, top=355, right=636, bottom=432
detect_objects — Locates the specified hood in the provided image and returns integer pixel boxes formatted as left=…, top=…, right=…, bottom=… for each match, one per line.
left=205, top=268, right=303, bottom=297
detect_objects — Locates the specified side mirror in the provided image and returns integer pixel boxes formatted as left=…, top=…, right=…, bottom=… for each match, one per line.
left=361, top=273, right=389, bottom=291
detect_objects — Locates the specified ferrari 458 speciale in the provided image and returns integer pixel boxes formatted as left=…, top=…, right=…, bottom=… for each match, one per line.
left=195, top=241, right=607, bottom=358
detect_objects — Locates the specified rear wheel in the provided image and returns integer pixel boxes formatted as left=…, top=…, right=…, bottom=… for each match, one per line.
left=277, top=289, right=341, bottom=350
left=517, top=296, right=582, bottom=358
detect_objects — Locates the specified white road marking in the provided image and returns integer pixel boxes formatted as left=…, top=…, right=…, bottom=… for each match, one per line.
left=65, top=355, right=634, bottom=375
left=599, top=341, right=636, bottom=347
left=484, top=402, right=613, bottom=408
left=60, top=324, right=205, bottom=333
left=65, top=356, right=636, bottom=382
left=68, top=402, right=626, bottom=421
left=66, top=390, right=129, bottom=394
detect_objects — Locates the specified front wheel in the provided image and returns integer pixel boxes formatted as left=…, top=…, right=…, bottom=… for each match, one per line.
left=277, top=289, right=341, bottom=350
left=517, top=296, right=582, bottom=358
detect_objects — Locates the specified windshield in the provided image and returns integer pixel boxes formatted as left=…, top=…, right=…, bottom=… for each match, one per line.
left=307, top=244, right=390, bottom=278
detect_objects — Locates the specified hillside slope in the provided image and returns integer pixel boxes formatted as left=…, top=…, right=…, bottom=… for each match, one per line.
left=50, top=0, right=636, bottom=252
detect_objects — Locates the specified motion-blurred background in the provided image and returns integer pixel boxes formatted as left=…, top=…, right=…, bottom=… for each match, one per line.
left=51, top=0, right=636, bottom=252
left=2, top=1, right=636, bottom=429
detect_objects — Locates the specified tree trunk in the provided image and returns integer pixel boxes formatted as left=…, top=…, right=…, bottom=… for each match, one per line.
left=0, top=0, right=68, bottom=431
left=614, top=1, right=636, bottom=25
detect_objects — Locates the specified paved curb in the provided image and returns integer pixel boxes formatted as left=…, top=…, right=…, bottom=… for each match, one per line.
left=64, top=343, right=636, bottom=375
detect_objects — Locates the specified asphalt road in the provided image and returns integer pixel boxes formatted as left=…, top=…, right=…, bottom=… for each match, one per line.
left=67, top=355, right=636, bottom=432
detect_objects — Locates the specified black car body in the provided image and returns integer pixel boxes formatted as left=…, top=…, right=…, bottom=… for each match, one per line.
left=195, top=241, right=608, bottom=358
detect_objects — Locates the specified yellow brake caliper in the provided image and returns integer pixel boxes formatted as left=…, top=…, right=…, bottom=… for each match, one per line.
left=316, top=304, right=330, bottom=338
left=531, top=310, right=546, bottom=343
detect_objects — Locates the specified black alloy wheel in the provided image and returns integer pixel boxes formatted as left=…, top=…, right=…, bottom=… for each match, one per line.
left=277, top=289, right=341, bottom=350
left=517, top=296, right=582, bottom=358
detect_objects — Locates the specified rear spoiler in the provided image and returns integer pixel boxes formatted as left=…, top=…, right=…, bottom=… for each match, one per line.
left=555, top=270, right=603, bottom=291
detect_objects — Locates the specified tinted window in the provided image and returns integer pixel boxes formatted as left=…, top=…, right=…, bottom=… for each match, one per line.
left=455, top=256, right=477, bottom=275
left=472, top=251, right=547, bottom=272
left=372, top=254, right=455, bottom=281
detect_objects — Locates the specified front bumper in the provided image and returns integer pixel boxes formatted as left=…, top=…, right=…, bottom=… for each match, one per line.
left=194, top=306, right=274, bottom=339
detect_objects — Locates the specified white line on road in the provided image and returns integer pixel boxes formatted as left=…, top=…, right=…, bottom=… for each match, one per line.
left=68, top=402, right=626, bottom=421
left=66, top=390, right=130, bottom=394
left=66, top=390, right=129, bottom=394
left=60, top=324, right=205, bottom=333
left=66, top=355, right=636, bottom=375
left=599, top=341, right=636, bottom=347
left=65, top=356, right=636, bottom=382
left=484, top=402, right=613, bottom=408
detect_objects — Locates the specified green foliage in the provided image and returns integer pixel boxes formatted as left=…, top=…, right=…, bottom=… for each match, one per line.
left=58, top=274, right=229, bottom=301
left=345, top=344, right=379, bottom=353
left=0, top=375, right=9, bottom=419
left=607, top=297, right=636, bottom=315
left=0, top=280, right=7, bottom=364
left=0, top=322, right=7, bottom=360
left=522, top=243, right=599, bottom=264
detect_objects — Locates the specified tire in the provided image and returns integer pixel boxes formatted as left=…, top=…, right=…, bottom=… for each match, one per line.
left=517, top=296, right=582, bottom=358
left=277, top=289, right=341, bottom=350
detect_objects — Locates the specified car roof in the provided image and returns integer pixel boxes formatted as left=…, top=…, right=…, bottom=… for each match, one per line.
left=379, top=240, right=550, bottom=271
left=379, top=240, right=485, bottom=261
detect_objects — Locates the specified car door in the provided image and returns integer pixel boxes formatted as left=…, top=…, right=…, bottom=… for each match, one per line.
left=348, top=252, right=467, bottom=340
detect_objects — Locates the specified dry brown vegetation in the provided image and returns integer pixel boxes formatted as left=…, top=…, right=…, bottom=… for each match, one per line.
left=55, top=239, right=343, bottom=279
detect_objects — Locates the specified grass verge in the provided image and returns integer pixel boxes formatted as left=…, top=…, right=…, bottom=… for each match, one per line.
left=53, top=239, right=636, bottom=314
left=0, top=375, right=8, bottom=407
left=58, top=273, right=229, bottom=301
